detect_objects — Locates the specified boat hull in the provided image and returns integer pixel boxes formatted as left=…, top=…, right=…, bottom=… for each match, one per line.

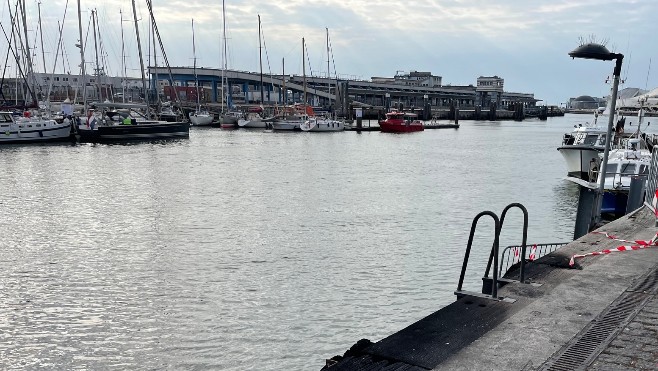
left=0, top=121, right=73, bottom=144
left=557, top=145, right=603, bottom=180
left=77, top=122, right=190, bottom=143
left=272, top=121, right=301, bottom=131
left=379, top=121, right=424, bottom=133
left=189, top=113, right=214, bottom=126
left=300, top=119, right=344, bottom=132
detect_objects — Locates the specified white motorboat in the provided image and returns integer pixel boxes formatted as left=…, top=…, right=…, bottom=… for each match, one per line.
left=0, top=111, right=72, bottom=144
left=557, top=112, right=611, bottom=181
left=565, top=137, right=652, bottom=216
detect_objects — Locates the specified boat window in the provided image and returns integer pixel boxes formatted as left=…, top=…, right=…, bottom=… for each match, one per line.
left=640, top=165, right=649, bottom=174
left=597, top=134, right=607, bottom=145
left=0, top=114, right=12, bottom=123
left=620, top=163, right=636, bottom=175
left=584, top=134, right=599, bottom=145
left=605, top=163, right=617, bottom=175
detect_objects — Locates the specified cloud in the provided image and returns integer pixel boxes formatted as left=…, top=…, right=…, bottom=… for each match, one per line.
left=2, top=0, right=657, bottom=104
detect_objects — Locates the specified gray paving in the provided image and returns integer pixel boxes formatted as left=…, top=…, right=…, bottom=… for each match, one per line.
left=323, top=207, right=658, bottom=371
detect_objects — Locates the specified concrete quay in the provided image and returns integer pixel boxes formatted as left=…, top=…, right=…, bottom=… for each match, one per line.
left=322, top=206, right=658, bottom=370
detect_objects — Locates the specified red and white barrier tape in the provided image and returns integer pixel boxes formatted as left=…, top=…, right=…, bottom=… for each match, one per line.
left=511, top=244, right=538, bottom=264
left=529, top=244, right=537, bottom=261
left=569, top=232, right=658, bottom=266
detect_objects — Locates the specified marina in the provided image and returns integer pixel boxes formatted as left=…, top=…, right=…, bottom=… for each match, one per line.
left=2, top=1, right=658, bottom=369
left=0, top=114, right=630, bottom=369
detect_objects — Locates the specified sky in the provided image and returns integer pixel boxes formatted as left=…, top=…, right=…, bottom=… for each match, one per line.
left=1, top=0, right=657, bottom=105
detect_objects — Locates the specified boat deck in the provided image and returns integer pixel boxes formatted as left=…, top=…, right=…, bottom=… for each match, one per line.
left=322, top=207, right=658, bottom=370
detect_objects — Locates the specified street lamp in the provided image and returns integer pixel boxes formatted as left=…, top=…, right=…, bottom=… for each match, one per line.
left=569, top=43, right=624, bottom=227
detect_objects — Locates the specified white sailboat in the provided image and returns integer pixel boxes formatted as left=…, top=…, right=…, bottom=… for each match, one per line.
left=238, top=14, right=270, bottom=129
left=188, top=19, right=214, bottom=126
left=300, top=30, right=344, bottom=132
left=0, top=0, right=72, bottom=145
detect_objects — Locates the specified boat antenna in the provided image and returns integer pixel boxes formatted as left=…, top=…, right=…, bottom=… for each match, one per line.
left=645, top=58, right=652, bottom=91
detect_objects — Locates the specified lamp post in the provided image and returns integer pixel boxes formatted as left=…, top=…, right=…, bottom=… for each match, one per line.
left=569, top=43, right=624, bottom=227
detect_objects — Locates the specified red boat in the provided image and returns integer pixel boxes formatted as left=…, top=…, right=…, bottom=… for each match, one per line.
left=378, top=110, right=424, bottom=132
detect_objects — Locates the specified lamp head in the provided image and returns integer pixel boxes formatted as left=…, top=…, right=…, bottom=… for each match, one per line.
left=568, top=43, right=618, bottom=61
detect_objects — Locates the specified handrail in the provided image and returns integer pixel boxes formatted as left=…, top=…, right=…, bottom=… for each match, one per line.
left=487, top=203, right=529, bottom=282
left=456, top=211, right=501, bottom=299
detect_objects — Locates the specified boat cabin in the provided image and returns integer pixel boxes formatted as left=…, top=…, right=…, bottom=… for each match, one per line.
left=562, top=125, right=609, bottom=146
left=599, top=139, right=650, bottom=190
left=0, top=112, right=14, bottom=124
left=384, top=110, right=420, bottom=124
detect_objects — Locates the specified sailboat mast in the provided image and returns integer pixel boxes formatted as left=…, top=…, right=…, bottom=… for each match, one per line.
left=326, top=27, right=330, bottom=111
left=152, top=18, right=159, bottom=105
left=131, top=0, right=149, bottom=118
left=221, top=0, right=227, bottom=111
left=282, top=57, right=285, bottom=118
left=192, top=18, right=200, bottom=110
left=19, top=0, right=38, bottom=105
left=120, top=9, right=126, bottom=103
left=76, top=0, right=87, bottom=112
left=302, top=37, right=306, bottom=108
left=38, top=1, right=46, bottom=75
left=258, top=14, right=264, bottom=105
left=91, top=9, right=102, bottom=101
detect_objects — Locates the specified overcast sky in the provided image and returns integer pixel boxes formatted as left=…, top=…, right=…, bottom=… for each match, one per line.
left=2, top=0, right=657, bottom=105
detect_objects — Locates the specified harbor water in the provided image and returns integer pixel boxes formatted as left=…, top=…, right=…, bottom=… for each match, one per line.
left=0, top=114, right=620, bottom=369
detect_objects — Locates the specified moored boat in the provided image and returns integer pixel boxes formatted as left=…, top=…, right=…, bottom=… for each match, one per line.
left=76, top=105, right=189, bottom=143
left=378, top=110, right=424, bottom=133
left=0, top=111, right=73, bottom=144
left=189, top=110, right=214, bottom=126
left=557, top=112, right=611, bottom=181
left=300, top=116, right=344, bottom=132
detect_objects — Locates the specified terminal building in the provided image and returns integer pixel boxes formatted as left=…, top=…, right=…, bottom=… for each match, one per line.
left=2, top=69, right=539, bottom=114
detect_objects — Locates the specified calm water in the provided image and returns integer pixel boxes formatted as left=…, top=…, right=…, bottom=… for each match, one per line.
left=0, top=114, right=603, bottom=369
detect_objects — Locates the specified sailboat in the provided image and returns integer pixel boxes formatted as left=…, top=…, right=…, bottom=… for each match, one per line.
left=272, top=56, right=311, bottom=131
left=0, top=0, right=73, bottom=144
left=188, top=19, right=213, bottom=126
left=238, top=14, right=271, bottom=128
left=76, top=0, right=189, bottom=143
left=300, top=30, right=344, bottom=132
left=218, top=0, right=239, bottom=129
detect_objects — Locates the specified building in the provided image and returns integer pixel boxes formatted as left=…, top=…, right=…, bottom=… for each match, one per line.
left=371, top=71, right=442, bottom=87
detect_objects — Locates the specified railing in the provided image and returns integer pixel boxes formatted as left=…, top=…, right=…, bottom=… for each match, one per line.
left=498, top=243, right=569, bottom=276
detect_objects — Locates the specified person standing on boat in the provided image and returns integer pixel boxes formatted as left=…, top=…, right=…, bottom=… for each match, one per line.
left=86, top=109, right=97, bottom=129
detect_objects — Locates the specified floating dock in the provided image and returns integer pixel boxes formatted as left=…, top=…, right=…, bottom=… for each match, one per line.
left=322, top=206, right=658, bottom=370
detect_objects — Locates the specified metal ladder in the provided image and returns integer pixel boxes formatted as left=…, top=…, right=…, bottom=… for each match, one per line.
left=454, top=203, right=530, bottom=303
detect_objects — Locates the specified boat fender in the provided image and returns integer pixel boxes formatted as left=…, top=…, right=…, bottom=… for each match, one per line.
left=4, top=131, right=9, bottom=136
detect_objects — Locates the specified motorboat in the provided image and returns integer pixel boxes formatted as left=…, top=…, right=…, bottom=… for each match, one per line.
left=378, top=110, right=424, bottom=133
left=0, top=110, right=73, bottom=144
left=567, top=138, right=652, bottom=217
left=76, top=104, right=189, bottom=143
left=557, top=111, right=612, bottom=181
